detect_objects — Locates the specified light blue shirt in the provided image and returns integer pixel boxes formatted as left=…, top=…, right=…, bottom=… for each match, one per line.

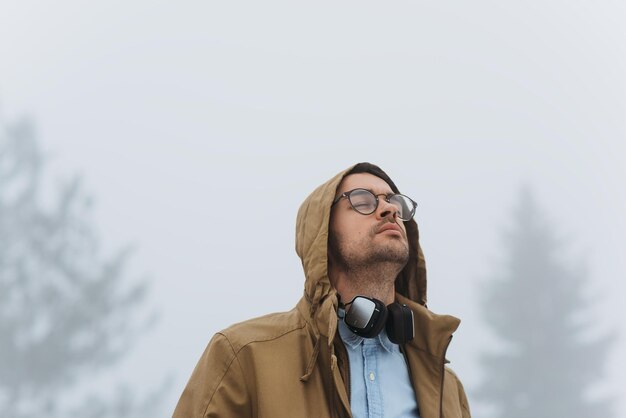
left=338, top=319, right=420, bottom=418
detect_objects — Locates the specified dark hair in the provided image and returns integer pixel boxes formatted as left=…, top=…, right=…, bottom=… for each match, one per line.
left=346, top=162, right=401, bottom=194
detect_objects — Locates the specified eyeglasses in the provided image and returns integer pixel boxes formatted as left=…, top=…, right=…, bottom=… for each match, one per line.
left=331, top=188, right=417, bottom=221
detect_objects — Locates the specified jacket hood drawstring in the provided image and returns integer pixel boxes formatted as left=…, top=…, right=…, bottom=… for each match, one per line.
left=300, top=283, right=339, bottom=381
left=300, top=283, right=323, bottom=381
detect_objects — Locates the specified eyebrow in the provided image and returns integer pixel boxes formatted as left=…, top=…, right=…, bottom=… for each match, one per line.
left=337, top=187, right=394, bottom=197
left=362, top=187, right=394, bottom=195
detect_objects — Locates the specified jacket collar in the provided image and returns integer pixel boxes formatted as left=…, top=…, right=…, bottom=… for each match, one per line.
left=396, top=294, right=460, bottom=359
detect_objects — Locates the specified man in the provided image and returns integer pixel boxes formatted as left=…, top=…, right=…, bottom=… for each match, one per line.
left=173, top=163, right=470, bottom=418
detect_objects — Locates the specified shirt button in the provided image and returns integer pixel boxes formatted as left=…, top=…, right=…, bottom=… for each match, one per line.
left=369, top=372, right=375, bottom=381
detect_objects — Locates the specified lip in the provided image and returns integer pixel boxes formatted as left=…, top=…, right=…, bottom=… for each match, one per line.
left=377, top=223, right=403, bottom=235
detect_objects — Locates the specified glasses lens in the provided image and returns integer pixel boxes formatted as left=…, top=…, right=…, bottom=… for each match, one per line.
left=348, top=189, right=377, bottom=214
left=389, top=194, right=416, bottom=220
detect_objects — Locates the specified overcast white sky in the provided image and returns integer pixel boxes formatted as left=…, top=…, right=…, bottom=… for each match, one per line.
left=1, top=1, right=625, bottom=416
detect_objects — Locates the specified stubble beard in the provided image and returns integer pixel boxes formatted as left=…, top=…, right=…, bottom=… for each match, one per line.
left=328, top=225, right=410, bottom=296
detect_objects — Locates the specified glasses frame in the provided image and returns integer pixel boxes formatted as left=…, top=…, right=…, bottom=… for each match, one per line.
left=331, top=188, right=417, bottom=221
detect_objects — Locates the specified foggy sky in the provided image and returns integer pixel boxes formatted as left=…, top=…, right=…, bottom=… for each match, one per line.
left=1, top=1, right=625, bottom=415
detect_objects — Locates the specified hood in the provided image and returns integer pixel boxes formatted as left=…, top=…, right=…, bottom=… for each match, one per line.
left=295, top=163, right=427, bottom=334
left=296, top=163, right=427, bottom=307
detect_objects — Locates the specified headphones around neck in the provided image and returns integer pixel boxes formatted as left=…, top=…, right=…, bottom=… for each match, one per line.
left=339, top=295, right=415, bottom=345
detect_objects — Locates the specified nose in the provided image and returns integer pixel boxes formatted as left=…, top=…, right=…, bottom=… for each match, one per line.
left=376, top=197, right=399, bottom=221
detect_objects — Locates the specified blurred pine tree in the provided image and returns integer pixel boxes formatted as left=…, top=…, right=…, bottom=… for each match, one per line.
left=0, top=116, right=166, bottom=417
left=475, top=186, right=615, bottom=417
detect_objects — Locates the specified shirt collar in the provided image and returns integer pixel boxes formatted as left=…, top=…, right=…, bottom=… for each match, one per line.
left=337, top=317, right=398, bottom=353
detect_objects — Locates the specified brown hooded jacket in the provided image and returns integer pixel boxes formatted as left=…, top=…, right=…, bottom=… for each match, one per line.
left=173, top=164, right=471, bottom=418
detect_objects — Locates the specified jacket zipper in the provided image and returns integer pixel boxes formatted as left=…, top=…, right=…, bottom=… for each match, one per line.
left=439, top=336, right=453, bottom=418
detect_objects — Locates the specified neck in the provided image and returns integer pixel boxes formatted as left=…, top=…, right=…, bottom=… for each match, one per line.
left=329, top=262, right=398, bottom=306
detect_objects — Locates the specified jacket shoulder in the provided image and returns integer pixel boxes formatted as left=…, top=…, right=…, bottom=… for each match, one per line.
left=218, top=306, right=308, bottom=353
left=173, top=307, right=310, bottom=417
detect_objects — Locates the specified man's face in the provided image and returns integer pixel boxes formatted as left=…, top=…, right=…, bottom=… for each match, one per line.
left=329, top=173, right=410, bottom=272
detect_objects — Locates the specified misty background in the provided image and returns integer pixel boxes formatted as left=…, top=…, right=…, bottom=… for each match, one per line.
left=1, top=1, right=625, bottom=416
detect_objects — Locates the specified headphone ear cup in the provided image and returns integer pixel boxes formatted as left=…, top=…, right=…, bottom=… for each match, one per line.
left=345, top=297, right=388, bottom=338
left=356, top=301, right=388, bottom=338
left=386, top=303, right=415, bottom=344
